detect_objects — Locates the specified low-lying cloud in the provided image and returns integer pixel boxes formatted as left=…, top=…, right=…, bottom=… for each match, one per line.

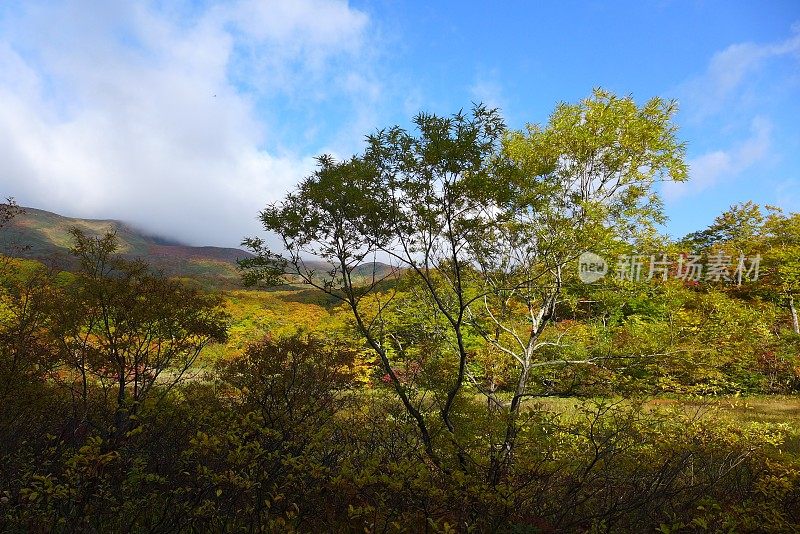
left=0, top=1, right=376, bottom=247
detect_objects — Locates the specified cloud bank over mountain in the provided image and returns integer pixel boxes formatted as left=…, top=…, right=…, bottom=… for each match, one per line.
left=0, top=1, right=379, bottom=246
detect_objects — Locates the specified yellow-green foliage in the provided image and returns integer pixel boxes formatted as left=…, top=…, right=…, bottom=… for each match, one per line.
left=222, top=290, right=332, bottom=354
left=0, top=256, right=48, bottom=330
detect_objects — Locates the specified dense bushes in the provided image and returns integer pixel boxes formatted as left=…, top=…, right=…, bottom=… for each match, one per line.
left=1, top=203, right=799, bottom=530
left=0, top=257, right=798, bottom=531
left=2, top=331, right=799, bottom=532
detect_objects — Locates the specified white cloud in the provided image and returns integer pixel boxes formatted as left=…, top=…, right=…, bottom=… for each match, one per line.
left=0, top=0, right=374, bottom=246
left=663, top=117, right=771, bottom=200
left=469, top=74, right=506, bottom=113
left=664, top=25, right=800, bottom=204
left=226, top=0, right=367, bottom=51
left=679, top=26, right=800, bottom=121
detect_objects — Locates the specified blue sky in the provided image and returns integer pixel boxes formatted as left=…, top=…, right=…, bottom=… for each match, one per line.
left=1, top=1, right=799, bottom=246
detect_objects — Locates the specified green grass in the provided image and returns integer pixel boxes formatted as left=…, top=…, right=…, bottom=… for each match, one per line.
left=517, top=394, right=800, bottom=455
left=517, top=394, right=800, bottom=422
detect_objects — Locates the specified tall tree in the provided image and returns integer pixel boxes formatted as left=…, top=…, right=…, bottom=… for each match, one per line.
left=52, top=228, right=228, bottom=438
left=244, top=106, right=505, bottom=466
left=244, top=92, right=688, bottom=473
left=473, top=89, right=688, bottom=479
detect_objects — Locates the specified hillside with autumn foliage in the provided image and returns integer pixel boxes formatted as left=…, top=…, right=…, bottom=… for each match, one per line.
left=2, top=92, right=799, bottom=532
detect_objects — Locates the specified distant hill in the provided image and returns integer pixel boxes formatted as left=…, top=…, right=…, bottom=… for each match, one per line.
left=0, top=207, right=398, bottom=290
left=1, top=207, right=252, bottom=288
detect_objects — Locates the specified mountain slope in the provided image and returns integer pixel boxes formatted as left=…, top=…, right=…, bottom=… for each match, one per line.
left=1, top=207, right=398, bottom=291
left=1, top=207, right=252, bottom=288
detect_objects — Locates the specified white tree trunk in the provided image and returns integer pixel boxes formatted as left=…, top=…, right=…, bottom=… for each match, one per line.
left=790, top=295, right=799, bottom=335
